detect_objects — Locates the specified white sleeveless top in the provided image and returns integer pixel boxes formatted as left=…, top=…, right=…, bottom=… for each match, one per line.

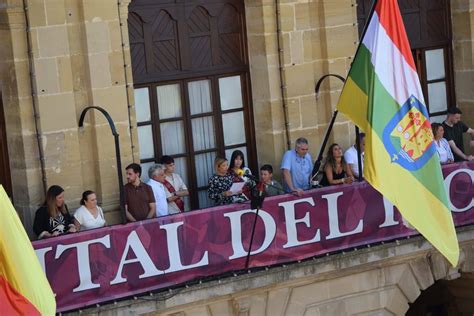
left=74, top=205, right=106, bottom=231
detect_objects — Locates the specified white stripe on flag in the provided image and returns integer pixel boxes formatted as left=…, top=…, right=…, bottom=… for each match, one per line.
left=362, top=13, right=425, bottom=107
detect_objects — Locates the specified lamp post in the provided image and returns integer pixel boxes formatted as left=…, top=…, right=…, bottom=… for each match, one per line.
left=78, top=106, right=126, bottom=224
left=312, top=74, right=363, bottom=182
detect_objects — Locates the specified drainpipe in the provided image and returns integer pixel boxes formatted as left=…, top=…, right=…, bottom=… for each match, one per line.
left=116, top=1, right=137, bottom=160
left=22, top=0, right=47, bottom=195
left=275, top=0, right=292, bottom=150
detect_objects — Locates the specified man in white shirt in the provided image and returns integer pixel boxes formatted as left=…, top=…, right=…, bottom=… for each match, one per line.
left=146, top=164, right=169, bottom=217
left=344, top=133, right=365, bottom=179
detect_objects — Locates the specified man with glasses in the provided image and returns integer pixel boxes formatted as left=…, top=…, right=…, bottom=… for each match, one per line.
left=281, top=137, right=313, bottom=196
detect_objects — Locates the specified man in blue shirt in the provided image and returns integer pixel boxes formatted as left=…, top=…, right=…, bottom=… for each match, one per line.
left=281, top=137, right=313, bottom=196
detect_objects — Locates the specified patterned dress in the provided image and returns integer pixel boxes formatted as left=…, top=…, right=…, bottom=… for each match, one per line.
left=208, top=173, right=234, bottom=205
left=33, top=205, right=75, bottom=239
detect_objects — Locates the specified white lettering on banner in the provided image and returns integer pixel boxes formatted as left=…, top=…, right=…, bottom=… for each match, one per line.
left=35, top=246, right=53, bottom=274
left=110, top=231, right=165, bottom=285
left=280, top=198, right=321, bottom=248
left=161, top=222, right=209, bottom=273
left=224, top=209, right=276, bottom=260
left=379, top=197, right=399, bottom=228
left=323, top=192, right=363, bottom=240
left=55, top=235, right=111, bottom=292
left=444, top=168, right=474, bottom=213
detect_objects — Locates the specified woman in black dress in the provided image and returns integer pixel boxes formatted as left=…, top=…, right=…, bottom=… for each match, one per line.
left=320, top=144, right=355, bottom=186
left=228, top=150, right=254, bottom=202
left=33, top=185, right=77, bottom=239
left=208, top=157, right=242, bottom=205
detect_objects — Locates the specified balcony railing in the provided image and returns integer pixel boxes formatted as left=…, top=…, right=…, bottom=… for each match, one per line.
left=33, top=161, right=474, bottom=312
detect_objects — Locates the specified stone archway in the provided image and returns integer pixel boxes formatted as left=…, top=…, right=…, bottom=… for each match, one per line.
left=407, top=272, right=474, bottom=316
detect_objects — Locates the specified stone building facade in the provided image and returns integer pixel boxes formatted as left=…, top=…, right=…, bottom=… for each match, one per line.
left=0, top=0, right=472, bottom=228
left=77, top=226, right=474, bottom=315
left=0, top=0, right=473, bottom=314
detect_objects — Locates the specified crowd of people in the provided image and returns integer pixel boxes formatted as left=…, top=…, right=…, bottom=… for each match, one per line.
left=33, top=107, right=473, bottom=239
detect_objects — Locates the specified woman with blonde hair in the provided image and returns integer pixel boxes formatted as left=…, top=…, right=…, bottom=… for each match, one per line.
left=208, top=157, right=242, bottom=205
left=33, top=185, right=77, bottom=239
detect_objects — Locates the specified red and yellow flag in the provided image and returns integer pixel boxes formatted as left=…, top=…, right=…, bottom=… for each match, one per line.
left=0, top=186, right=56, bottom=315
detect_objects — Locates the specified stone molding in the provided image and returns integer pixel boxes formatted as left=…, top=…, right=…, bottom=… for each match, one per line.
left=75, top=226, right=474, bottom=316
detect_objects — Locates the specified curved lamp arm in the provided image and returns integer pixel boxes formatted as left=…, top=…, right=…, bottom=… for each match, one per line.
left=312, top=74, right=363, bottom=182
left=312, top=75, right=346, bottom=177
left=78, top=106, right=126, bottom=224
left=79, top=106, right=118, bottom=135
left=315, top=74, right=346, bottom=98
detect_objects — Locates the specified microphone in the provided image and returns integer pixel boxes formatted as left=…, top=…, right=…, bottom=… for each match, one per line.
left=251, top=181, right=265, bottom=209
left=257, top=181, right=265, bottom=197
left=243, top=169, right=258, bottom=180
left=236, top=169, right=244, bottom=177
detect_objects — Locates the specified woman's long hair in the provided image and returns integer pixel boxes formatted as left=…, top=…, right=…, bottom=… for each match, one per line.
left=229, top=150, right=246, bottom=170
left=325, top=143, right=346, bottom=172
left=45, top=185, right=67, bottom=218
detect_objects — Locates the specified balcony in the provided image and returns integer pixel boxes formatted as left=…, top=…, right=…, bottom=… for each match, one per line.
left=33, top=161, right=473, bottom=313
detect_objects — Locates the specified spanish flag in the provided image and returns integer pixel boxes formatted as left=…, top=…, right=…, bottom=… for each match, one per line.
left=0, top=186, right=56, bottom=315
left=337, top=0, right=459, bottom=265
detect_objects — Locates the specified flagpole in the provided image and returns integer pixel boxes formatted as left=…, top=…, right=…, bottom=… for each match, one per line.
left=350, top=0, right=378, bottom=183
left=341, top=0, right=379, bottom=86
left=335, top=0, right=379, bottom=109
left=312, top=0, right=378, bottom=181
left=355, top=126, right=363, bottom=181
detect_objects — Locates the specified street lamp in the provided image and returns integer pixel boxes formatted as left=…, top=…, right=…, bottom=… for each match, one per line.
left=312, top=74, right=363, bottom=182
left=78, top=106, right=126, bottom=224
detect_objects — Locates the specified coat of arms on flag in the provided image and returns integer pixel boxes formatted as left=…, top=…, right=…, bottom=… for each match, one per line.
left=383, top=95, right=436, bottom=171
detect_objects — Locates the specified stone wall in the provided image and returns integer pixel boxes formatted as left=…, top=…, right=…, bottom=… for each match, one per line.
left=245, top=0, right=359, bottom=174
left=0, top=0, right=137, bottom=234
left=0, top=0, right=44, bottom=233
left=246, top=0, right=474, bottom=170
left=451, top=0, right=474, bottom=155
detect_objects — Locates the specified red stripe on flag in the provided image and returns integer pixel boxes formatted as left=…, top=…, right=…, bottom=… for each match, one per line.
left=375, top=0, right=417, bottom=71
left=0, top=276, right=40, bottom=316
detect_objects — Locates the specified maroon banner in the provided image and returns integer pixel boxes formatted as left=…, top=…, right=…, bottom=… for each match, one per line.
left=33, top=162, right=474, bottom=312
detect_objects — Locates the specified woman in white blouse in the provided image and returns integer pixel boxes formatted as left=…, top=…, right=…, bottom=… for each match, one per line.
left=432, top=123, right=454, bottom=164
left=74, top=190, right=106, bottom=231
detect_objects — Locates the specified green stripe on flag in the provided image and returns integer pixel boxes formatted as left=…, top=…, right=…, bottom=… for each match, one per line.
left=346, top=45, right=449, bottom=206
